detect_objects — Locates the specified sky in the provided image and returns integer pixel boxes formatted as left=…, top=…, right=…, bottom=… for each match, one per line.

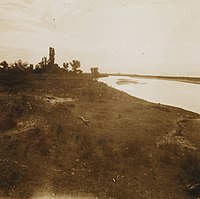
left=0, top=0, right=200, bottom=76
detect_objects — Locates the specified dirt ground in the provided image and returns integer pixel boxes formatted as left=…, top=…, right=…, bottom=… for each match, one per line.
left=0, top=73, right=200, bottom=199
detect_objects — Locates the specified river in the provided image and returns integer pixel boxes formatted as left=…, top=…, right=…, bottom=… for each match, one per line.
left=99, top=76, right=200, bottom=114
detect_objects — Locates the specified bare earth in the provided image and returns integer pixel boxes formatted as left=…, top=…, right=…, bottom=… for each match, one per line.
left=0, top=73, right=200, bottom=199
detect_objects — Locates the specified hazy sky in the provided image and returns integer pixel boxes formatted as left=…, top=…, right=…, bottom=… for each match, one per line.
left=1, top=0, right=200, bottom=76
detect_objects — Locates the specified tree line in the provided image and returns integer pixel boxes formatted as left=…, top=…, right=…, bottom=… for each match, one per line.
left=0, top=46, right=100, bottom=77
left=1, top=59, right=100, bottom=77
left=0, top=59, right=81, bottom=73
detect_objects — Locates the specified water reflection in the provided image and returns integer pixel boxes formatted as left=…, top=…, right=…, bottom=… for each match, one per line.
left=99, top=76, right=200, bottom=114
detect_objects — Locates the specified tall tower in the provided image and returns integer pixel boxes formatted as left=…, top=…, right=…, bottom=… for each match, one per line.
left=48, top=47, right=55, bottom=65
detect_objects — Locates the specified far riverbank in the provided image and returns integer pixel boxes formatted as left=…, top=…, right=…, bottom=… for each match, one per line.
left=106, top=74, right=200, bottom=85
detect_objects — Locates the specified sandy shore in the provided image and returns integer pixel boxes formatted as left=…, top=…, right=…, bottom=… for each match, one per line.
left=0, top=73, right=200, bottom=199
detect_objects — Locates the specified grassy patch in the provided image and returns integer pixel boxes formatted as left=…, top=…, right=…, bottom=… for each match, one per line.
left=0, top=96, right=31, bottom=132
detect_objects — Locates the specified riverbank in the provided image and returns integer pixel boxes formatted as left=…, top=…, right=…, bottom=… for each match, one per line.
left=99, top=75, right=200, bottom=115
left=0, top=73, right=200, bottom=199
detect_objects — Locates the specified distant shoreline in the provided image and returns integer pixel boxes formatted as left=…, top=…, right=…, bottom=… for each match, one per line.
left=102, top=74, right=200, bottom=85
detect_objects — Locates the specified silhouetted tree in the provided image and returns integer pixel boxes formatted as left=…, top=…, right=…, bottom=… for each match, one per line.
left=40, top=57, right=47, bottom=68
left=48, top=47, right=55, bottom=66
left=29, top=64, right=34, bottom=70
left=63, top=62, right=70, bottom=72
left=70, top=60, right=82, bottom=74
left=90, top=67, right=99, bottom=78
left=0, top=61, right=9, bottom=70
left=11, top=59, right=29, bottom=70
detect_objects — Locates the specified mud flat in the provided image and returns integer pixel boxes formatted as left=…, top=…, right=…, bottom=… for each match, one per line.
left=0, top=73, right=200, bottom=199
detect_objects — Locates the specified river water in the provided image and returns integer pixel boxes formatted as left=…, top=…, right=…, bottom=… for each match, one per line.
left=99, top=76, right=200, bottom=114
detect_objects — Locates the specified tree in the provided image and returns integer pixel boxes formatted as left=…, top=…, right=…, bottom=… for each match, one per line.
left=63, top=62, right=70, bottom=72
left=12, top=59, right=29, bottom=70
left=70, top=60, right=82, bottom=74
left=48, top=47, right=55, bottom=66
left=0, top=61, right=9, bottom=70
left=90, top=67, right=99, bottom=78
left=29, top=64, right=34, bottom=70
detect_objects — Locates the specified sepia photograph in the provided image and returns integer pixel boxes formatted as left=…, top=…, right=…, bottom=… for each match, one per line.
left=0, top=0, right=200, bottom=198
